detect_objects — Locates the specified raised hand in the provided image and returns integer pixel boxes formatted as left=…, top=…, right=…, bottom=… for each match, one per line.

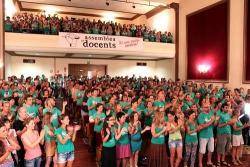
left=74, top=125, right=81, bottom=131
left=63, top=101, right=67, bottom=106
left=144, top=126, right=151, bottom=131
left=106, top=128, right=110, bottom=135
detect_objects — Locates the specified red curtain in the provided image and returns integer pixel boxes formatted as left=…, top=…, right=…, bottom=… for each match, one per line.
left=187, top=1, right=228, bottom=81
left=245, top=0, right=250, bottom=81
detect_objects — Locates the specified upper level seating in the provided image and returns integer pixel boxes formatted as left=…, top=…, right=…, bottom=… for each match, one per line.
left=4, top=12, right=174, bottom=43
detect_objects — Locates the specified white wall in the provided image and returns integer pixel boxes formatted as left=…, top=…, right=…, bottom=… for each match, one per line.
left=9, top=56, right=55, bottom=78
left=5, top=52, right=12, bottom=77
left=147, top=9, right=176, bottom=37
left=55, top=58, right=157, bottom=77
left=155, top=59, right=175, bottom=79
left=7, top=55, right=175, bottom=79
left=179, top=0, right=249, bottom=89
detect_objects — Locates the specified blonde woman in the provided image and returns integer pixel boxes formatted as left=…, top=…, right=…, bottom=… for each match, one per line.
left=147, top=111, right=168, bottom=167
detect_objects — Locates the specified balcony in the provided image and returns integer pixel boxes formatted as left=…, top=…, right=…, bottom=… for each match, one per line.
left=5, top=32, right=175, bottom=58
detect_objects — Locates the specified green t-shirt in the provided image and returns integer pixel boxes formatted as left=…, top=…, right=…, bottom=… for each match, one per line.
left=232, top=120, right=243, bottom=135
left=87, top=96, right=102, bottom=115
left=0, top=89, right=13, bottom=100
left=182, top=101, right=193, bottom=111
left=137, top=103, right=146, bottom=111
left=153, top=101, right=165, bottom=108
left=5, top=22, right=12, bottom=32
left=194, top=97, right=200, bottom=104
left=149, top=34, right=156, bottom=42
left=119, top=101, right=130, bottom=109
left=10, top=105, right=17, bottom=116
left=143, top=108, right=154, bottom=126
left=55, top=127, right=74, bottom=153
left=25, top=104, right=39, bottom=118
left=43, top=107, right=62, bottom=128
left=17, top=89, right=24, bottom=98
left=92, top=28, right=99, bottom=34
left=51, top=26, right=57, bottom=35
left=93, top=112, right=106, bottom=133
left=117, top=122, right=129, bottom=145
left=198, top=111, right=214, bottom=138
left=44, top=125, right=56, bottom=141
left=217, top=112, right=231, bottom=135
left=161, top=34, right=167, bottom=43
left=151, top=127, right=165, bottom=144
left=185, top=122, right=198, bottom=144
left=31, top=22, right=39, bottom=31
left=103, top=128, right=116, bottom=147
left=76, top=90, right=84, bottom=106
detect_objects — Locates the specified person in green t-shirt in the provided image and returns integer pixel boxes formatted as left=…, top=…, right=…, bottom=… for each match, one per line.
left=231, top=109, right=250, bottom=165
left=76, top=85, right=84, bottom=106
left=42, top=112, right=56, bottom=167
left=161, top=32, right=167, bottom=43
left=143, top=101, right=155, bottom=126
left=43, top=98, right=67, bottom=128
left=167, top=111, right=184, bottom=167
left=182, top=94, right=193, bottom=112
left=101, top=115, right=116, bottom=167
left=92, top=103, right=106, bottom=164
left=0, top=83, right=13, bottom=100
left=128, top=112, right=150, bottom=167
left=148, top=111, right=168, bottom=167
left=153, top=90, right=166, bottom=109
left=197, top=103, right=216, bottom=167
left=87, top=89, right=103, bottom=118
left=24, top=95, right=40, bottom=121
left=55, top=114, right=80, bottom=167
left=216, top=103, right=234, bottom=167
left=5, top=16, right=13, bottom=32
left=184, top=110, right=200, bottom=167
left=115, top=112, right=131, bottom=167
left=127, top=99, right=138, bottom=117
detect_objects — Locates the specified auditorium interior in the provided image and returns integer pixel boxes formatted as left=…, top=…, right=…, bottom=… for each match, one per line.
left=1, top=0, right=250, bottom=167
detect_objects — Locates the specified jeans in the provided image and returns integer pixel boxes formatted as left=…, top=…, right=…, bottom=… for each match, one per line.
left=25, top=157, right=41, bottom=167
left=184, top=142, right=198, bottom=167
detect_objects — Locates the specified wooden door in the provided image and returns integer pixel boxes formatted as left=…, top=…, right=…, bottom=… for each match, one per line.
left=68, top=64, right=107, bottom=78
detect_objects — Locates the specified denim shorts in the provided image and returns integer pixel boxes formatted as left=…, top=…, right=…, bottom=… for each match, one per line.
left=168, top=140, right=183, bottom=148
left=58, top=151, right=75, bottom=164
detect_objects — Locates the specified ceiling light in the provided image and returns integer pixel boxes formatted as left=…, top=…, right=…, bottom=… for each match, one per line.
left=132, top=3, right=135, bottom=8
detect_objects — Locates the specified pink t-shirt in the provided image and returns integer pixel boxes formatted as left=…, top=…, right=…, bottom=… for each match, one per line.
left=21, top=131, right=42, bottom=160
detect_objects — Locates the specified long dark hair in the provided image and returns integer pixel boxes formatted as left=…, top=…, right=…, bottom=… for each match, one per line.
left=0, top=140, right=5, bottom=157
left=102, top=115, right=113, bottom=141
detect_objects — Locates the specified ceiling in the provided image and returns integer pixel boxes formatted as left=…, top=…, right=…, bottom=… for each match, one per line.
left=14, top=0, right=179, bottom=20
left=6, top=51, right=169, bottom=61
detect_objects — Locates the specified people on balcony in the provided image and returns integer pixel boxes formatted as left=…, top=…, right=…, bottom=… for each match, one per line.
left=4, top=12, right=174, bottom=44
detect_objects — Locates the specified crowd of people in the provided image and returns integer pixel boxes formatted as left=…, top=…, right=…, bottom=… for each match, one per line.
left=0, top=74, right=249, bottom=167
left=4, top=12, right=174, bottom=43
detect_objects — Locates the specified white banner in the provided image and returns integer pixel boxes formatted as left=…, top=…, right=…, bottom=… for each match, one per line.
left=59, top=32, right=143, bottom=51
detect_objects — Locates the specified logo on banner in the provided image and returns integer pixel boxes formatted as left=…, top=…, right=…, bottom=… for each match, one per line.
left=59, top=32, right=143, bottom=51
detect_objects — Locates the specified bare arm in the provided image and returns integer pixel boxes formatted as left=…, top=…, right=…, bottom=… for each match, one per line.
left=16, top=127, right=27, bottom=138
left=0, top=151, right=11, bottom=164
left=7, top=138, right=20, bottom=151
left=102, top=129, right=111, bottom=143
left=21, top=130, right=44, bottom=149
left=151, top=124, right=166, bottom=138
left=56, top=134, right=70, bottom=145
left=186, top=123, right=198, bottom=135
